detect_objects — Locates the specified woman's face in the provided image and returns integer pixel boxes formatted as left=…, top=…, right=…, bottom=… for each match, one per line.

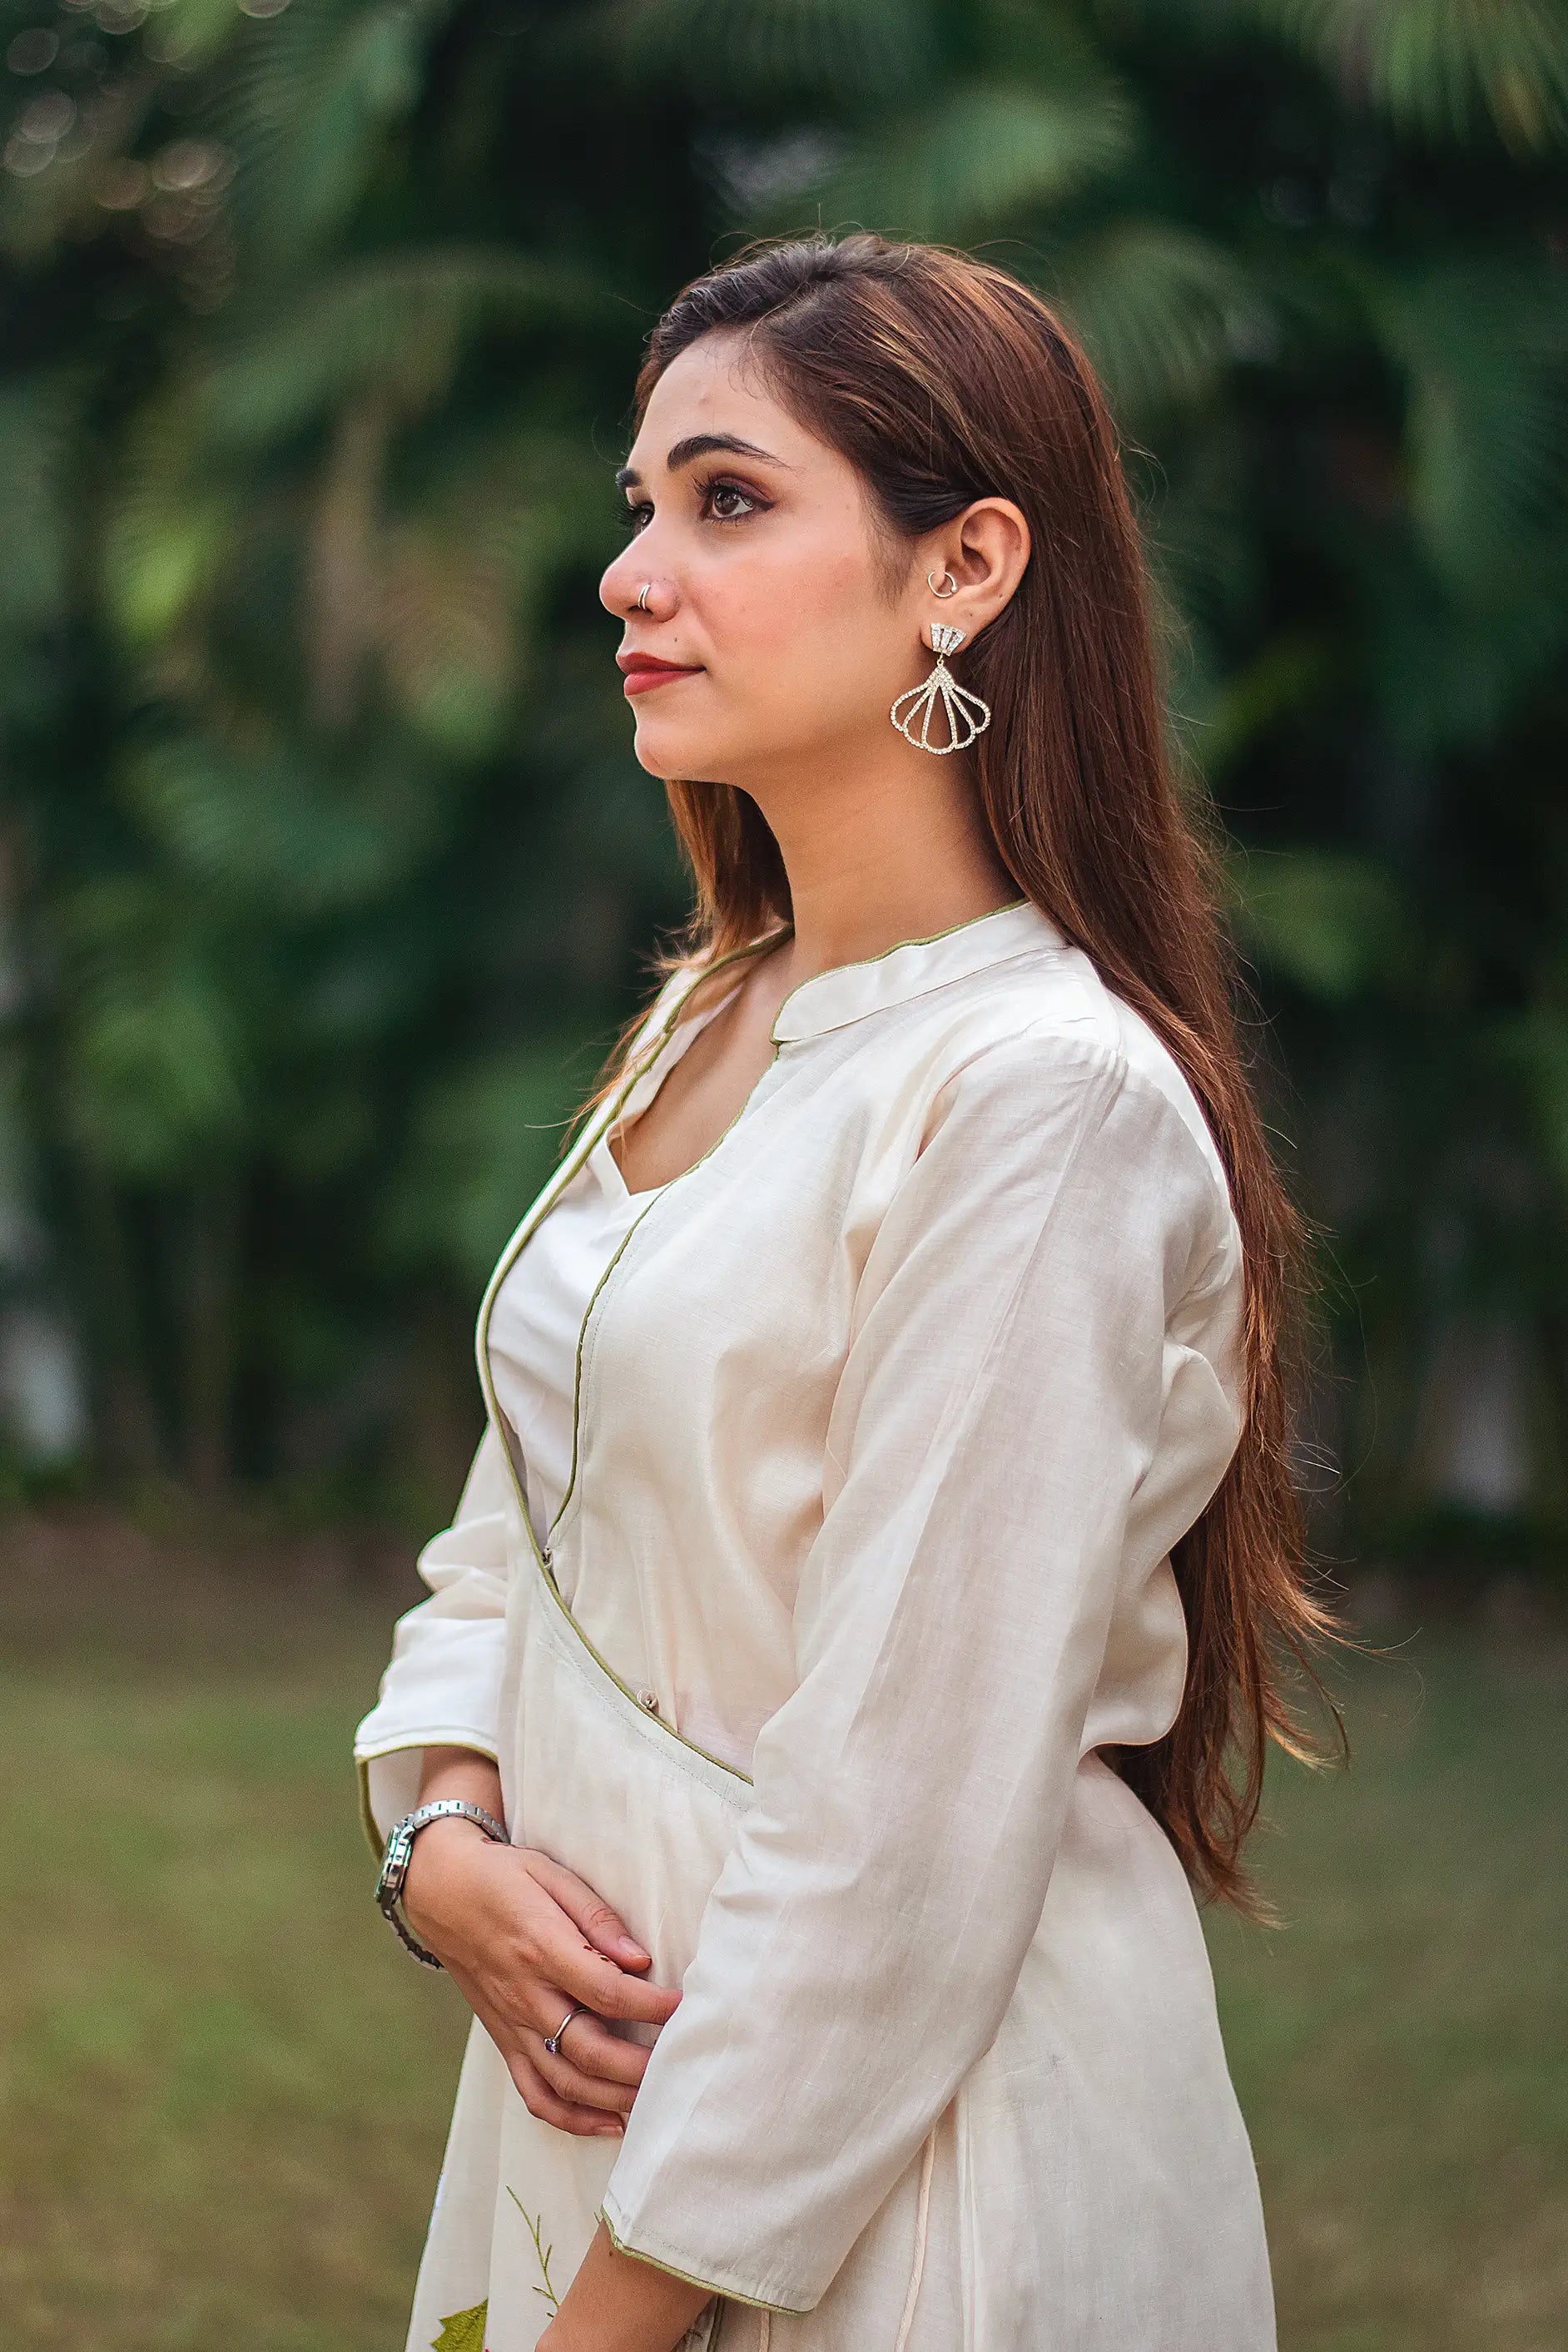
left=598, top=334, right=930, bottom=787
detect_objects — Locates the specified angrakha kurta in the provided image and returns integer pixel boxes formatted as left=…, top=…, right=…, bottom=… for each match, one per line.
left=354, top=896, right=1278, bottom=2352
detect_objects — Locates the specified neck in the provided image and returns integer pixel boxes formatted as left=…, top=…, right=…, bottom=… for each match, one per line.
left=733, top=724, right=1021, bottom=989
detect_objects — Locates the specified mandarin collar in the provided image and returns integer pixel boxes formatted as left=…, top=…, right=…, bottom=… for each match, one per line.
left=761, top=896, right=1064, bottom=1045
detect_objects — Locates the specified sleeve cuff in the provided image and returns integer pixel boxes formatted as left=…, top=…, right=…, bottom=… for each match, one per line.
left=595, top=2191, right=813, bottom=2317
left=353, top=1729, right=502, bottom=1858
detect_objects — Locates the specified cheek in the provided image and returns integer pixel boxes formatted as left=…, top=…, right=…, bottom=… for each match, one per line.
left=696, top=543, right=883, bottom=675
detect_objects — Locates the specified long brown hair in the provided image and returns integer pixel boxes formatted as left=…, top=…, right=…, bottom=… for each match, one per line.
left=584, top=231, right=1343, bottom=1918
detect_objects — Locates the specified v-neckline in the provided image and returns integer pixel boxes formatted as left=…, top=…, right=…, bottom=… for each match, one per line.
left=593, top=975, right=746, bottom=1203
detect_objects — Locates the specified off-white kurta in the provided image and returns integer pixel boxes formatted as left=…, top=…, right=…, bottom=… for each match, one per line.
left=354, top=896, right=1277, bottom=2352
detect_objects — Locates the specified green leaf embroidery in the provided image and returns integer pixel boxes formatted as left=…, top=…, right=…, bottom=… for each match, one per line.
left=508, top=2187, right=561, bottom=2310
left=429, top=2301, right=488, bottom=2352
left=424, top=2191, right=558, bottom=2350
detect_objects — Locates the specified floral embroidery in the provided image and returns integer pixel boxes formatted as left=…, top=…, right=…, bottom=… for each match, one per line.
left=429, top=2195, right=561, bottom=2349
left=509, top=2187, right=562, bottom=2313
left=429, top=2305, right=487, bottom=2352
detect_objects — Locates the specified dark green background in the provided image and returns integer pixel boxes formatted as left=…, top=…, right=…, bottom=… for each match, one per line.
left=3, top=0, right=1566, bottom=1562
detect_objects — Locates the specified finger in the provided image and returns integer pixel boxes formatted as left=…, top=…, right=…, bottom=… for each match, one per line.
left=477, top=1977, right=649, bottom=2090
left=504, top=2050, right=625, bottom=2139
left=528, top=2029, right=637, bottom=2118
left=525, top=1852, right=652, bottom=1968
left=459, top=1854, right=681, bottom=2023
left=524, top=2000, right=652, bottom=2090
left=536, top=1931, right=683, bottom=2027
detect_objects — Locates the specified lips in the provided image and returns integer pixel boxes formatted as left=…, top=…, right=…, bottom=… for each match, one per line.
left=618, top=650, right=702, bottom=697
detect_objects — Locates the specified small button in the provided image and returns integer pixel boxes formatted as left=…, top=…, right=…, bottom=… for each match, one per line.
left=637, top=1687, right=660, bottom=1714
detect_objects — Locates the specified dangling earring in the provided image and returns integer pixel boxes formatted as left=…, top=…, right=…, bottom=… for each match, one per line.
left=891, top=623, right=992, bottom=756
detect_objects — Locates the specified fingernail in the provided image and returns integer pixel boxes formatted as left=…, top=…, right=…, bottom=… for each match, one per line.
left=618, top=1938, right=648, bottom=1958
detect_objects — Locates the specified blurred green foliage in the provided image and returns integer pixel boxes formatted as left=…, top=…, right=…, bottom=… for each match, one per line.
left=0, top=0, right=1565, bottom=1556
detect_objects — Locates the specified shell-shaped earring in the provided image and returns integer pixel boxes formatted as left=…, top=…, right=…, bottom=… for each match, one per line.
left=891, top=623, right=992, bottom=756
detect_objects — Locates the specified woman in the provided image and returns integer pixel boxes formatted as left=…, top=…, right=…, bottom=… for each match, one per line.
left=354, top=234, right=1334, bottom=2352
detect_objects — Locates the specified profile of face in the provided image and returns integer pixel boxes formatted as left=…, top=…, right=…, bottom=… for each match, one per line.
left=598, top=333, right=1028, bottom=789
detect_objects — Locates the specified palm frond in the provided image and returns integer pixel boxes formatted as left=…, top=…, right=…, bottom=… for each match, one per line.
left=1363, top=257, right=1568, bottom=598
left=216, top=0, right=458, bottom=266
left=0, top=375, right=72, bottom=633
left=100, top=387, right=237, bottom=654
left=55, top=878, right=250, bottom=1179
left=119, top=736, right=454, bottom=914
left=1048, top=222, right=1264, bottom=427
left=752, top=77, right=1133, bottom=240
left=202, top=249, right=613, bottom=443
left=594, top=0, right=933, bottom=106
left=1340, top=527, right=1568, bottom=763
left=1240, top=0, right=1568, bottom=151
left=1226, top=846, right=1412, bottom=1004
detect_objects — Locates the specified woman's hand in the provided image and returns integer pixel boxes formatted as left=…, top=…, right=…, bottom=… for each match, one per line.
left=403, top=1747, right=681, bottom=2136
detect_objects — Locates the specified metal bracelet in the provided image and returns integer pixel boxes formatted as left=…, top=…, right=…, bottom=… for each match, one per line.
left=375, top=1796, right=509, bottom=1968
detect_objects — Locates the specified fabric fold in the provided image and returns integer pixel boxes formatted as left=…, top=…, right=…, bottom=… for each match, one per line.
left=598, top=1027, right=1241, bottom=2309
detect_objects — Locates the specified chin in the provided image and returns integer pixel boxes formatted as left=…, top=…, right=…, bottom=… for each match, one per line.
left=630, top=722, right=745, bottom=783
left=631, top=738, right=687, bottom=782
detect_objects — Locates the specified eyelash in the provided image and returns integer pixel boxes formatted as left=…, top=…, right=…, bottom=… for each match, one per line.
left=622, top=474, right=769, bottom=533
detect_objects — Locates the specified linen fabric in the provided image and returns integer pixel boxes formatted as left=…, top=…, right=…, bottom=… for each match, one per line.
left=487, top=1148, right=664, bottom=1555
left=488, top=978, right=739, bottom=1558
left=353, top=896, right=1278, bottom=2351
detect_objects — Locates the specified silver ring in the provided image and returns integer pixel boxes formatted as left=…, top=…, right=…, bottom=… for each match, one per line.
left=928, top=568, right=958, bottom=598
left=636, top=581, right=653, bottom=612
left=543, top=2001, right=588, bottom=2057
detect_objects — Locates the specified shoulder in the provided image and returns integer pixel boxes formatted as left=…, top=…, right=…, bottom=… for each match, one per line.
left=914, top=947, right=1242, bottom=1286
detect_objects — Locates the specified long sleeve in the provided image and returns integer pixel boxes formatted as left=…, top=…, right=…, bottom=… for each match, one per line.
left=352, top=1417, right=514, bottom=1856
left=598, top=1025, right=1245, bottom=2312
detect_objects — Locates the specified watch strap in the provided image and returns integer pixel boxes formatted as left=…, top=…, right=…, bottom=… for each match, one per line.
left=376, top=1797, right=509, bottom=1968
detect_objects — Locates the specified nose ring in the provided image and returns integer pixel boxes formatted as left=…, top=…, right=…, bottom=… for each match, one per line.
left=636, top=582, right=653, bottom=612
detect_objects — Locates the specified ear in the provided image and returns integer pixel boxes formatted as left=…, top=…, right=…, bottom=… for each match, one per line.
left=924, top=499, right=1031, bottom=638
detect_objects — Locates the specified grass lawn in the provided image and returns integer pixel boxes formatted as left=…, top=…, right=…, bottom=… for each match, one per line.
left=2, top=1519, right=1563, bottom=2350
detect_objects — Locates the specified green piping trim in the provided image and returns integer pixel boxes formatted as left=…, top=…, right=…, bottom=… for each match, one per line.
left=546, top=961, right=790, bottom=1554
left=355, top=1754, right=382, bottom=1861
left=355, top=1734, right=504, bottom=1862
left=472, top=925, right=790, bottom=1792
left=543, top=1196, right=657, bottom=1547
left=594, top=2203, right=810, bottom=2316
left=767, top=894, right=1031, bottom=1044
left=523, top=1526, right=754, bottom=1789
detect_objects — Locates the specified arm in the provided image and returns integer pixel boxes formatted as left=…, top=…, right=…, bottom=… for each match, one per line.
left=356, top=1428, right=686, bottom=2141
left=538, top=2225, right=715, bottom=2352
left=582, top=1026, right=1243, bottom=2316
left=353, top=1417, right=516, bottom=1853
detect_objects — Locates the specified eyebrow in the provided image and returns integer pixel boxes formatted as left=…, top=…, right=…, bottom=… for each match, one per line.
left=614, top=433, right=787, bottom=494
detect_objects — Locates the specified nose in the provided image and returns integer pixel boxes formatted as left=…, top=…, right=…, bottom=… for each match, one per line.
left=600, top=537, right=657, bottom=619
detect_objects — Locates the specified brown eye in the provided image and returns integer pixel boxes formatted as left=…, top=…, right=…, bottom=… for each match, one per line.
left=702, top=478, right=763, bottom=523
